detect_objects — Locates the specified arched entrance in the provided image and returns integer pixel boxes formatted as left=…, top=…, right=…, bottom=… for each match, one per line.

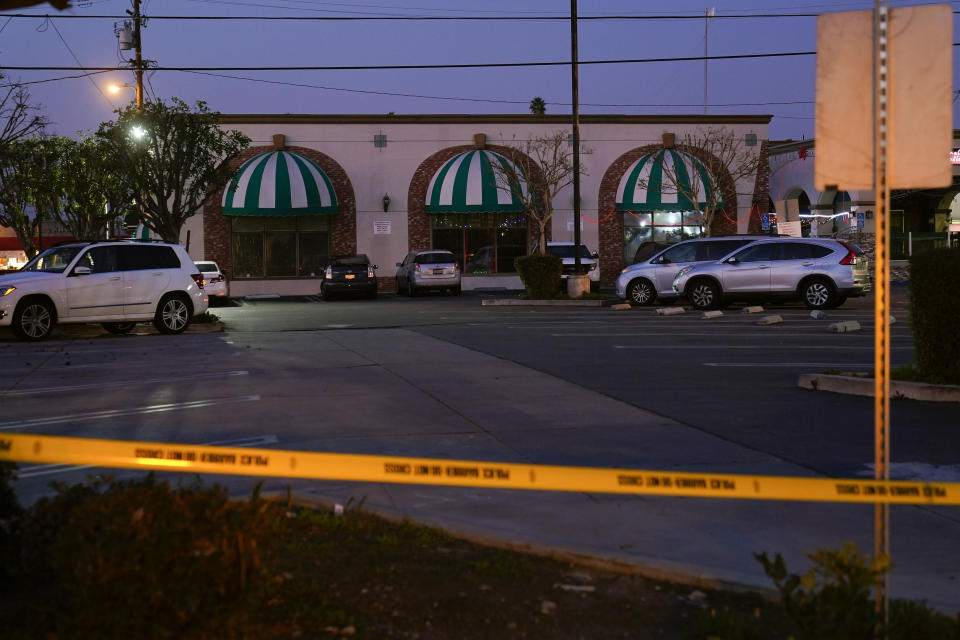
left=597, top=143, right=738, bottom=285
left=407, top=144, right=545, bottom=277
left=204, top=144, right=356, bottom=283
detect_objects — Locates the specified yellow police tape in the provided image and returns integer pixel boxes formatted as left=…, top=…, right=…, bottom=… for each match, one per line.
left=1, top=432, right=957, bottom=505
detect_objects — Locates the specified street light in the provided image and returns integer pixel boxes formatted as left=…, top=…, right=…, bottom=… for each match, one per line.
left=107, top=82, right=135, bottom=95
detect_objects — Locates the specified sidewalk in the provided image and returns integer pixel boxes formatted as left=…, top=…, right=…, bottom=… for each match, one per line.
left=229, top=327, right=959, bottom=613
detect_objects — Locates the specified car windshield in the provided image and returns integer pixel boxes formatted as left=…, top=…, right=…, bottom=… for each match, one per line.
left=546, top=245, right=593, bottom=259
left=20, top=246, right=83, bottom=273
left=415, top=253, right=454, bottom=265
left=195, top=262, right=219, bottom=273
left=331, top=255, right=370, bottom=266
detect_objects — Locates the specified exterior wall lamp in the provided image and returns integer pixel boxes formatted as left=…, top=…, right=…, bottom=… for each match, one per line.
left=382, top=193, right=391, bottom=212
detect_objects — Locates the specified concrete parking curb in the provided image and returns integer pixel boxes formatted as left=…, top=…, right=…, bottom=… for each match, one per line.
left=481, top=298, right=609, bottom=307
left=798, top=373, right=960, bottom=402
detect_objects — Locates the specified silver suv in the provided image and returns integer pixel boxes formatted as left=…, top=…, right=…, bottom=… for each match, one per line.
left=0, top=241, right=208, bottom=341
left=395, top=250, right=461, bottom=296
left=672, top=237, right=871, bottom=310
left=615, top=236, right=766, bottom=305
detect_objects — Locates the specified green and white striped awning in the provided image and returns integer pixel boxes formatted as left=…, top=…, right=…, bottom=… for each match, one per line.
left=425, top=149, right=527, bottom=214
left=222, top=150, right=338, bottom=216
left=132, top=223, right=150, bottom=240
left=616, top=149, right=717, bottom=212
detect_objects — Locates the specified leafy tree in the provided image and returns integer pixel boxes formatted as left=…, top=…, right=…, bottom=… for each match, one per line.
left=529, top=96, right=546, bottom=115
left=42, top=135, right=134, bottom=241
left=0, top=138, right=54, bottom=258
left=96, top=98, right=250, bottom=243
left=635, top=127, right=761, bottom=237
left=0, top=77, right=48, bottom=257
left=488, top=131, right=584, bottom=255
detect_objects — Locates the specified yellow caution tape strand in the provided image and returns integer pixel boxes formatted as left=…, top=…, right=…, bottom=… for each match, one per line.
left=1, top=432, right=957, bottom=505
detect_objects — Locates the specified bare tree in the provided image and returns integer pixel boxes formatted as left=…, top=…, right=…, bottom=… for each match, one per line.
left=0, top=77, right=47, bottom=158
left=636, top=127, right=761, bottom=237
left=488, top=131, right=585, bottom=254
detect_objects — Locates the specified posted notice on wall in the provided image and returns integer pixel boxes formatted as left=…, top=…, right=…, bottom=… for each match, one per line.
left=374, top=221, right=391, bottom=235
left=778, top=221, right=802, bottom=237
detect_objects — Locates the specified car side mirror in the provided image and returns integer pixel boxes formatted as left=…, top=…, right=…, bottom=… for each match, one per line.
left=591, top=252, right=599, bottom=259
left=72, top=265, right=91, bottom=276
left=726, top=257, right=739, bottom=264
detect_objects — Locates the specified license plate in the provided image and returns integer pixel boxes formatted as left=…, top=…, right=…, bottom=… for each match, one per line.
left=345, top=274, right=355, bottom=279
left=433, top=268, right=443, bottom=275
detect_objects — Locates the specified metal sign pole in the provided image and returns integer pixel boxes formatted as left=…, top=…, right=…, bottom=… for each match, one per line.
left=570, top=0, right=582, bottom=275
left=872, top=0, right=891, bottom=634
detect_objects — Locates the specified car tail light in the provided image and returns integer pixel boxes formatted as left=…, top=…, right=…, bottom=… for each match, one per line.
left=414, top=264, right=421, bottom=272
left=191, top=273, right=204, bottom=288
left=325, top=266, right=333, bottom=280
left=367, top=266, right=375, bottom=278
left=210, top=274, right=224, bottom=283
left=839, top=250, right=856, bottom=265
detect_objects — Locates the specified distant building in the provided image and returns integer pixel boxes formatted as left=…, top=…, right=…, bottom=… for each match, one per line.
left=191, top=113, right=770, bottom=296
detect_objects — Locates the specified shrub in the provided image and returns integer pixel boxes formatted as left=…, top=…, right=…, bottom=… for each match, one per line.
left=0, top=463, right=23, bottom=580
left=28, top=476, right=285, bottom=640
left=909, top=248, right=960, bottom=384
left=756, top=543, right=959, bottom=640
left=514, top=254, right=562, bottom=299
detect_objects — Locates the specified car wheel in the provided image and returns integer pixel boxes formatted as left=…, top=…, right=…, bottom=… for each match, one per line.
left=802, top=278, right=835, bottom=310
left=627, top=278, right=656, bottom=306
left=102, top=322, right=136, bottom=335
left=687, top=279, right=720, bottom=310
left=828, top=294, right=847, bottom=309
left=12, top=297, right=55, bottom=341
left=153, top=294, right=191, bottom=334
left=408, top=280, right=416, bottom=297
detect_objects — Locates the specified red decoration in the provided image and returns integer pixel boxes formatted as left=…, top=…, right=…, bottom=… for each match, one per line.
left=798, top=146, right=808, bottom=160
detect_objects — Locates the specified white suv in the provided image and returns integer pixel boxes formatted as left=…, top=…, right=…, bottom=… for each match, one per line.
left=0, top=241, right=208, bottom=341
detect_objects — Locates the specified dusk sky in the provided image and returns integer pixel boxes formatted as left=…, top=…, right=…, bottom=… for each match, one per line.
left=1, top=0, right=958, bottom=142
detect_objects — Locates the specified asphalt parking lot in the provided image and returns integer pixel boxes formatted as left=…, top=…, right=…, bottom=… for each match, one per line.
left=2, top=286, right=959, bottom=609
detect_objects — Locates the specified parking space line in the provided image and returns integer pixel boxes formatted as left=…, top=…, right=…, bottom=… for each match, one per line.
left=555, top=332, right=911, bottom=338
left=0, top=370, right=249, bottom=397
left=0, top=395, right=261, bottom=431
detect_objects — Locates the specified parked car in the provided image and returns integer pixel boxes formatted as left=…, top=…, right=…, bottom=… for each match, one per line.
left=0, top=240, right=207, bottom=341
left=615, top=236, right=768, bottom=306
left=533, top=241, right=600, bottom=291
left=195, top=260, right=228, bottom=303
left=672, top=238, right=871, bottom=310
left=321, top=254, right=378, bottom=300
left=395, top=250, right=461, bottom=296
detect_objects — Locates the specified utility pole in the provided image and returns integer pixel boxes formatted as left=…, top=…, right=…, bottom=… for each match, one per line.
left=132, top=0, right=143, bottom=110
left=704, top=8, right=714, bottom=115
left=570, top=0, right=582, bottom=277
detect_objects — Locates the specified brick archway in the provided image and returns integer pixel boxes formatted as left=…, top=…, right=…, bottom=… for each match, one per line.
left=596, top=144, right=742, bottom=286
left=406, top=144, right=547, bottom=254
left=202, top=145, right=357, bottom=281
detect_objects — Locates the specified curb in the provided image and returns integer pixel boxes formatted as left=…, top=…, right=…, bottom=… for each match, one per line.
left=798, top=374, right=960, bottom=403
left=481, top=298, right=611, bottom=307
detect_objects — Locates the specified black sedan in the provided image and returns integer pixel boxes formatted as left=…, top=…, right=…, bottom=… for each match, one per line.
left=320, top=255, right=378, bottom=300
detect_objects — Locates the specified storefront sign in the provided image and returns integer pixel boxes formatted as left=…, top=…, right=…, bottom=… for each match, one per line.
left=373, top=221, right=391, bottom=235
left=950, top=149, right=960, bottom=165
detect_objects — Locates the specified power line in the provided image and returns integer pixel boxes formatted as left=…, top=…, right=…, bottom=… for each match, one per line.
left=183, top=69, right=814, bottom=108
left=45, top=17, right=114, bottom=106
left=0, top=48, right=820, bottom=72
left=0, top=11, right=827, bottom=20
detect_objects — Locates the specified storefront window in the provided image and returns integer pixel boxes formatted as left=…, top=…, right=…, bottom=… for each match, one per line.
left=431, top=213, right=527, bottom=274
left=231, top=216, right=330, bottom=278
left=622, top=211, right=705, bottom=264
